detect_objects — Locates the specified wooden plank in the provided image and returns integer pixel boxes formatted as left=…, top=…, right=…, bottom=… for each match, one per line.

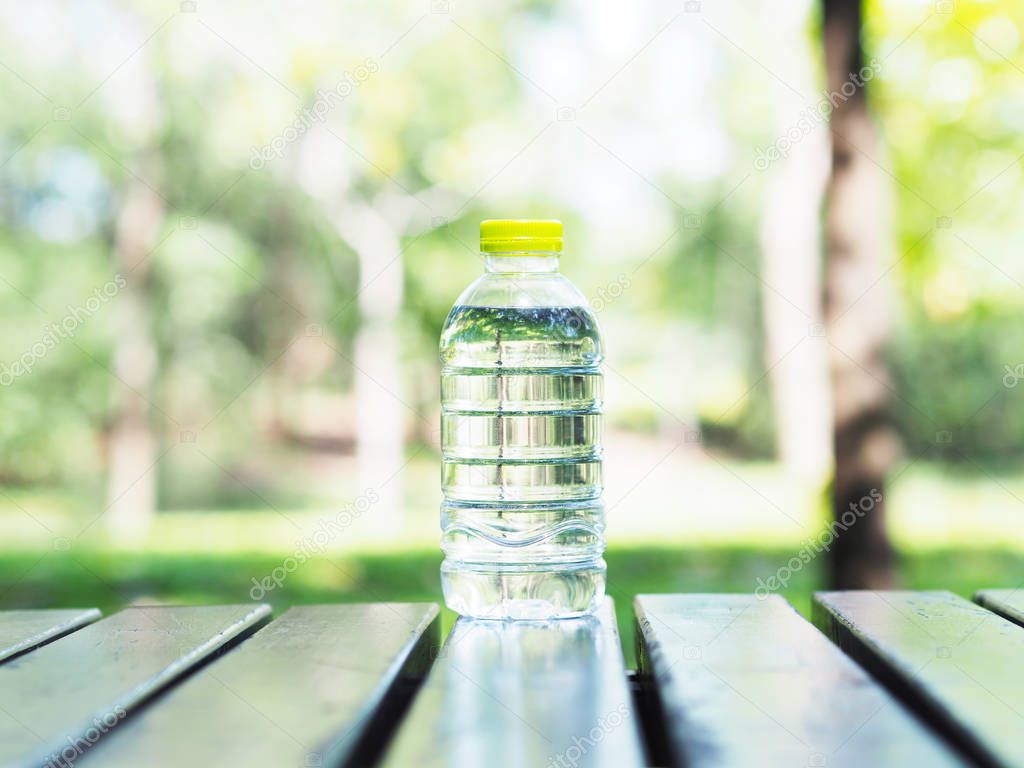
left=0, top=608, right=101, bottom=664
left=636, top=594, right=965, bottom=767
left=380, top=597, right=645, bottom=768
left=815, top=590, right=1024, bottom=768
left=81, top=603, right=440, bottom=767
left=0, top=604, right=269, bottom=768
left=975, top=589, right=1024, bottom=627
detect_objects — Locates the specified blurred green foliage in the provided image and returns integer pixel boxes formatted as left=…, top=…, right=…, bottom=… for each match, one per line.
left=0, top=1, right=1021, bottom=644
left=0, top=0, right=1022, bottom=507
left=867, top=2, right=1024, bottom=460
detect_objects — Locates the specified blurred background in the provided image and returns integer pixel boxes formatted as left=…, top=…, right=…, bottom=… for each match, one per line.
left=2, top=0, right=1023, bottom=656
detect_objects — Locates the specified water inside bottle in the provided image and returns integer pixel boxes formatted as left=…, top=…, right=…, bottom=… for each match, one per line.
left=440, top=305, right=606, bottom=619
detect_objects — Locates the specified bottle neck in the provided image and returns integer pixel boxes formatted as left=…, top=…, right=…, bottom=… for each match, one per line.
left=484, top=253, right=560, bottom=274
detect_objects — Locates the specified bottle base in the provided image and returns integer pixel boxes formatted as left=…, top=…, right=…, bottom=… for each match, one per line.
left=441, top=559, right=606, bottom=620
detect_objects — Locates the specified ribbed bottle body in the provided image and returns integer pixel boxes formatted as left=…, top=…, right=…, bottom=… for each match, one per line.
left=440, top=304, right=605, bottom=619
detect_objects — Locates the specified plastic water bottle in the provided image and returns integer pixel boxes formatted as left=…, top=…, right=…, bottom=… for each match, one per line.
left=439, top=219, right=605, bottom=619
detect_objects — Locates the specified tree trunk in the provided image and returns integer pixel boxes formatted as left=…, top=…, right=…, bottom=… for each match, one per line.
left=823, top=0, right=899, bottom=588
left=759, top=0, right=832, bottom=484
left=292, top=139, right=415, bottom=540
left=106, top=181, right=164, bottom=542
left=336, top=202, right=406, bottom=539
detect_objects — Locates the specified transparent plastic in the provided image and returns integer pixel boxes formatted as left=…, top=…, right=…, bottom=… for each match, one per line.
left=439, top=253, right=606, bottom=619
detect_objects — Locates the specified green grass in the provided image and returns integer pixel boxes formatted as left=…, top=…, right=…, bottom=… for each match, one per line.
left=3, top=545, right=1023, bottom=667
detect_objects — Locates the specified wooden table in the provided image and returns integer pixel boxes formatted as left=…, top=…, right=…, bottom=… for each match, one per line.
left=0, top=591, right=1020, bottom=767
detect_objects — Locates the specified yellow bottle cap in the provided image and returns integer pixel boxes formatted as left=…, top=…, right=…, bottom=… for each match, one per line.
left=479, top=219, right=563, bottom=254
